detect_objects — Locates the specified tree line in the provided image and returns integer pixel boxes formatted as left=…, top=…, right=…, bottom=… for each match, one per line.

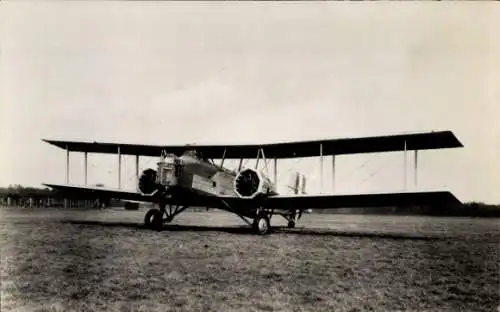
left=0, top=185, right=55, bottom=197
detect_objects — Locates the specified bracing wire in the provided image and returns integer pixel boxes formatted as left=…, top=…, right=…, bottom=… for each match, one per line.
left=123, top=156, right=156, bottom=186
left=358, top=154, right=398, bottom=186
left=335, top=153, right=381, bottom=186
left=241, top=158, right=250, bottom=170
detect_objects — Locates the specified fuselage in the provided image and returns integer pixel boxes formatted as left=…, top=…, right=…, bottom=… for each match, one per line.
left=134, top=150, right=287, bottom=218
left=153, top=150, right=276, bottom=199
left=158, top=151, right=239, bottom=197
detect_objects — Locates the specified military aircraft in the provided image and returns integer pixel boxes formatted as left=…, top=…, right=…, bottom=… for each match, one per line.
left=42, top=130, right=464, bottom=235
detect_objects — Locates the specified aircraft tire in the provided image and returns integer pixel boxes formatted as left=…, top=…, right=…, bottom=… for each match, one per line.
left=253, top=215, right=271, bottom=235
left=287, top=220, right=296, bottom=228
left=144, top=208, right=163, bottom=231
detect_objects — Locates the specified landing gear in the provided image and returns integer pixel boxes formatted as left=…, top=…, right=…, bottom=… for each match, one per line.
left=221, top=200, right=273, bottom=235
left=144, top=208, right=163, bottom=231
left=284, top=209, right=301, bottom=229
left=144, top=203, right=188, bottom=231
left=252, top=214, right=271, bottom=235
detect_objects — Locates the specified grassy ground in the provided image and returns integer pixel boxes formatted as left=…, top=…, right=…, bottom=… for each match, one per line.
left=1, top=207, right=499, bottom=312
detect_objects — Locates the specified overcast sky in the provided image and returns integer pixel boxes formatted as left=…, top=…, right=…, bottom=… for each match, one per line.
left=1, top=2, right=499, bottom=203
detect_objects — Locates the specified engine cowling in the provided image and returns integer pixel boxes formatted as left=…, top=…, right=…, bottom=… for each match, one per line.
left=234, top=168, right=275, bottom=199
left=138, top=168, right=162, bottom=195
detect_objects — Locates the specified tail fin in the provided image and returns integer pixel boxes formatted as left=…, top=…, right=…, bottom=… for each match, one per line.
left=301, top=175, right=307, bottom=195
left=287, top=172, right=307, bottom=195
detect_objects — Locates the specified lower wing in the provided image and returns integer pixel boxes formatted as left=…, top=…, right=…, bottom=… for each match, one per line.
left=217, top=190, right=463, bottom=212
left=263, top=191, right=463, bottom=209
left=42, top=183, right=223, bottom=207
left=44, top=183, right=462, bottom=211
left=42, top=183, right=157, bottom=203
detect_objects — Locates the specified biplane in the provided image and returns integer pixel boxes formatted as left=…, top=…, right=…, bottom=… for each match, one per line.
left=42, top=130, right=463, bottom=235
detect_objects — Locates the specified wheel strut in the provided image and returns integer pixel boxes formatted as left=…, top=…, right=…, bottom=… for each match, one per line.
left=283, top=210, right=299, bottom=228
left=144, top=208, right=163, bottom=231
left=144, top=203, right=188, bottom=230
left=253, top=212, right=271, bottom=235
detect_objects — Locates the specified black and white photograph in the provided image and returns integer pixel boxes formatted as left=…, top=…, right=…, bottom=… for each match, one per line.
left=1, top=1, right=499, bottom=311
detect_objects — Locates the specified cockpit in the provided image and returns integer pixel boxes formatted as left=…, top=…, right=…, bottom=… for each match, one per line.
left=183, top=150, right=198, bottom=157
left=160, top=152, right=178, bottom=165
left=183, top=149, right=209, bottom=162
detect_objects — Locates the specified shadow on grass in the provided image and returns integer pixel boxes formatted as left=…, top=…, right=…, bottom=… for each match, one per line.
left=62, top=220, right=447, bottom=240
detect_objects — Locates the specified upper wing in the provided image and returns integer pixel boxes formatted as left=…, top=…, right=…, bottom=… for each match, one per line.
left=42, top=130, right=462, bottom=159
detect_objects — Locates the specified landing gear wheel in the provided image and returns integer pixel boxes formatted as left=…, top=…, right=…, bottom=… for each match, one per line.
left=287, top=220, right=296, bottom=228
left=144, top=208, right=163, bottom=231
left=253, top=215, right=271, bottom=235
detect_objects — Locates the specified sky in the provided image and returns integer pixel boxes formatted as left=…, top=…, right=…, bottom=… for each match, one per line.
left=1, top=2, right=499, bottom=204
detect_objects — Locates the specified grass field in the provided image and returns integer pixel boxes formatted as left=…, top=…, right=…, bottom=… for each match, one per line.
left=1, top=207, right=499, bottom=312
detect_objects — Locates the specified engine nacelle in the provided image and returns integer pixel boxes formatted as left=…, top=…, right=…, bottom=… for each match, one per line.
left=137, top=168, right=161, bottom=195
left=233, top=168, right=276, bottom=199
left=137, top=155, right=179, bottom=195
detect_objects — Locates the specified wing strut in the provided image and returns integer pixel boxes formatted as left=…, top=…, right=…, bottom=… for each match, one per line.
left=319, top=143, right=324, bottom=194
left=65, top=145, right=70, bottom=184
left=118, top=146, right=122, bottom=189
left=65, top=144, right=69, bottom=209
left=332, top=154, right=336, bottom=193
left=414, top=150, right=418, bottom=188
left=403, top=140, right=407, bottom=190
left=260, top=148, right=270, bottom=178
left=220, top=199, right=253, bottom=226
left=273, top=157, right=277, bottom=186
left=84, top=152, right=88, bottom=186
left=219, top=148, right=227, bottom=169
left=255, top=148, right=260, bottom=169
left=237, top=158, right=243, bottom=171
left=135, top=155, right=140, bottom=187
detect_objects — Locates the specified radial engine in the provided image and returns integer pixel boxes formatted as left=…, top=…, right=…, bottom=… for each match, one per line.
left=233, top=168, right=276, bottom=199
